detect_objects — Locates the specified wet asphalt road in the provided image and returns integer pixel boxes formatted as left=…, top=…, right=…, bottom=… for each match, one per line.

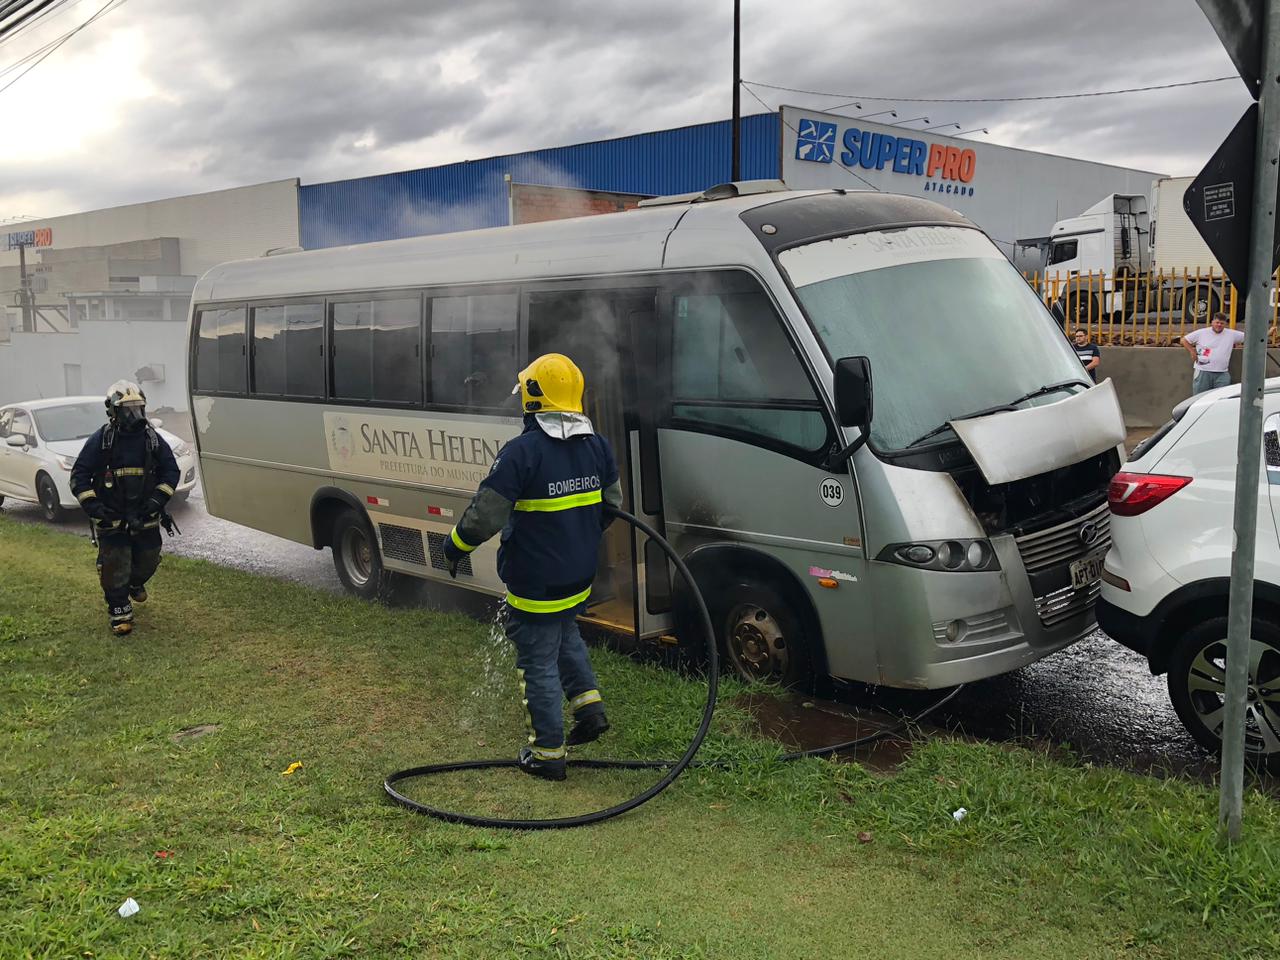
left=0, top=485, right=1255, bottom=787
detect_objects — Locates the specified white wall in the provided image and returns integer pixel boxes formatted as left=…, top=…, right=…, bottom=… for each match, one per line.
left=0, top=179, right=300, bottom=278
left=0, top=319, right=191, bottom=412
left=0, top=179, right=300, bottom=413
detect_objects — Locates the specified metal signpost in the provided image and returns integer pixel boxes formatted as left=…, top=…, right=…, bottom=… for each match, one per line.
left=1191, top=0, right=1280, bottom=841
left=731, top=0, right=741, bottom=182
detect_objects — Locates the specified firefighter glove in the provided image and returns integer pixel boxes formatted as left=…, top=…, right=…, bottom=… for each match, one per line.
left=442, top=537, right=464, bottom=579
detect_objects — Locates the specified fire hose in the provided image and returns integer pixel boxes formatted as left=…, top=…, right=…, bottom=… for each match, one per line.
left=384, top=505, right=962, bottom=829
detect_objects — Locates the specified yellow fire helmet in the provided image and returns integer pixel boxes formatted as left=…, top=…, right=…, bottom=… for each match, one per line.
left=513, top=353, right=585, bottom=415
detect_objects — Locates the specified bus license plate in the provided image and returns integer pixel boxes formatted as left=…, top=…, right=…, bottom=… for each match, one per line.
left=1070, top=549, right=1107, bottom=590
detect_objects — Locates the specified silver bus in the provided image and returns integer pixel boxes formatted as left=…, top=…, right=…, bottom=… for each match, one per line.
left=188, top=182, right=1126, bottom=690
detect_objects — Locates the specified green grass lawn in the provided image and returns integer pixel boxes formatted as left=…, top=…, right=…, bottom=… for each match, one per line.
left=2, top=516, right=1279, bottom=959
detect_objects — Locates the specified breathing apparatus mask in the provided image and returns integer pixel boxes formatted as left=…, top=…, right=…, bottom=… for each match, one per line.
left=105, top=380, right=148, bottom=432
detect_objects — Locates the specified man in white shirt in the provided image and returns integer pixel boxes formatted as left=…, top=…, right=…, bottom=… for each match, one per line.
left=1182, top=312, right=1245, bottom=394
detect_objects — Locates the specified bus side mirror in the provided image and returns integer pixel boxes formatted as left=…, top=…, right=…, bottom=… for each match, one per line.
left=834, top=356, right=873, bottom=431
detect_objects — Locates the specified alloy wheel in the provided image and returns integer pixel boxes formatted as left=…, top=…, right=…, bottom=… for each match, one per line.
left=1184, top=636, right=1280, bottom=758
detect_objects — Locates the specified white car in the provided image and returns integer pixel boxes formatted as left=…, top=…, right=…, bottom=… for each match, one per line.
left=0, top=396, right=198, bottom=522
left=1098, top=378, right=1280, bottom=764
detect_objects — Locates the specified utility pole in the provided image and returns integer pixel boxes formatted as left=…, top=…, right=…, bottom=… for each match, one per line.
left=731, top=0, right=741, bottom=182
left=17, top=240, right=33, bottom=334
left=1187, top=0, right=1280, bottom=842
left=1218, top=0, right=1280, bottom=843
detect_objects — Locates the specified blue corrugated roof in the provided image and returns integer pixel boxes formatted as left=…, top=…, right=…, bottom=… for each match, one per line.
left=299, top=113, right=780, bottom=249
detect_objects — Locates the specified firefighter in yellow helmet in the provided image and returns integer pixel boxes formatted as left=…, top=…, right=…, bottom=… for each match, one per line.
left=443, top=354, right=623, bottom=780
left=69, top=381, right=180, bottom=635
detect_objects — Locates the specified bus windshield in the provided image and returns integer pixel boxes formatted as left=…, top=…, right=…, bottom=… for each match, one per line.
left=778, top=226, right=1089, bottom=452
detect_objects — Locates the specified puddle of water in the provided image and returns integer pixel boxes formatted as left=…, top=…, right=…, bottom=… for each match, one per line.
left=732, top=692, right=914, bottom=773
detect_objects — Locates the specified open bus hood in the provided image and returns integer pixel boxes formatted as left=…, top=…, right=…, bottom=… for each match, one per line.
left=949, top=379, right=1126, bottom=485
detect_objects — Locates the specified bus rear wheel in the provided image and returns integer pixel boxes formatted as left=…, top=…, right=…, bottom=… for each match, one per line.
left=715, top=581, right=815, bottom=690
left=333, top=510, right=385, bottom=600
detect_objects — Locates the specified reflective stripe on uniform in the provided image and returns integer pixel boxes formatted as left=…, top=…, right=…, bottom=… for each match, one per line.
left=76, top=489, right=97, bottom=503
left=450, top=528, right=477, bottom=553
left=505, top=586, right=592, bottom=614
left=114, top=467, right=146, bottom=477
left=156, top=483, right=175, bottom=496
left=513, top=489, right=602, bottom=513
left=570, top=689, right=602, bottom=713
left=530, top=744, right=567, bottom=760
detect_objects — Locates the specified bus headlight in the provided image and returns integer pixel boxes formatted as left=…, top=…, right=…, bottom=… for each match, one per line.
left=881, top=539, right=1000, bottom=572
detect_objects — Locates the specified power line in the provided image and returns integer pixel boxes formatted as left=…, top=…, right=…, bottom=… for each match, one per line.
left=742, top=75, right=1239, bottom=104
left=0, top=0, right=127, bottom=96
left=0, top=0, right=88, bottom=52
left=0, top=0, right=91, bottom=76
left=0, top=0, right=61, bottom=44
left=740, top=81, right=881, bottom=193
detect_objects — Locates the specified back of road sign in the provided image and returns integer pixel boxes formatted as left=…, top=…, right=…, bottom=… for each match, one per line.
left=1183, top=103, right=1280, bottom=290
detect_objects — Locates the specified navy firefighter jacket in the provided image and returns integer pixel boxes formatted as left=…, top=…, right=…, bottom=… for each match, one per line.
left=70, top=424, right=180, bottom=532
left=449, top=416, right=621, bottom=614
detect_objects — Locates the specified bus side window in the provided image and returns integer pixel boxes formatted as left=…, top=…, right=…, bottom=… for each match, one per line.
left=670, top=280, right=829, bottom=455
left=193, top=306, right=247, bottom=395
left=429, top=293, right=517, bottom=411
left=252, top=302, right=324, bottom=398
left=330, top=297, right=423, bottom=405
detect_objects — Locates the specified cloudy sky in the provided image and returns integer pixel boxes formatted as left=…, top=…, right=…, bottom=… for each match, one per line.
left=0, top=0, right=1252, bottom=220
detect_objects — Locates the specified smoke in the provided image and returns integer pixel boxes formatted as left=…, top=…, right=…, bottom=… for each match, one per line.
left=300, top=156, right=590, bottom=250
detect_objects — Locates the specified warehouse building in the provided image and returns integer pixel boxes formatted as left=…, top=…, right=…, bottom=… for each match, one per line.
left=1, top=111, right=1163, bottom=414
left=0, top=180, right=299, bottom=413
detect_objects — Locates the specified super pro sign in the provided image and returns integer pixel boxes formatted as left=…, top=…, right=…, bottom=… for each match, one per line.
left=796, top=119, right=977, bottom=196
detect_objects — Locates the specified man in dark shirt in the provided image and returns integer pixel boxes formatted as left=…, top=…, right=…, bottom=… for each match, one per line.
left=1073, top=328, right=1101, bottom=382
left=70, top=381, right=180, bottom=636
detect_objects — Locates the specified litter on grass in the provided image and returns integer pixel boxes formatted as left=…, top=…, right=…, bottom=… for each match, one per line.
left=117, top=898, right=139, bottom=918
left=282, top=761, right=304, bottom=776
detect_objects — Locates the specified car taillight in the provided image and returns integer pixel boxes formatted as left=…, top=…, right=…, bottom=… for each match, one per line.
left=1108, top=472, right=1192, bottom=517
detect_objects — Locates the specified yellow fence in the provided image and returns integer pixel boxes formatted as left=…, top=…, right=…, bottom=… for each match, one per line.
left=1024, top=267, right=1280, bottom=346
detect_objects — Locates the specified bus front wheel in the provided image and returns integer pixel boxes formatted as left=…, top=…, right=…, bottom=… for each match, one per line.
left=333, top=510, right=385, bottom=600
left=716, top=580, right=815, bottom=690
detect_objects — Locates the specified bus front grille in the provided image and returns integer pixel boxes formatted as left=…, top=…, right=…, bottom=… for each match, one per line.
left=1014, top=500, right=1111, bottom=574
left=426, top=532, right=472, bottom=577
left=1015, top=500, right=1110, bottom=628
left=379, top=523, right=426, bottom=565
left=1033, top=581, right=1101, bottom=628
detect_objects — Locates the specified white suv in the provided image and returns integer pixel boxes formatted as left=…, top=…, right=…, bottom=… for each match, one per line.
left=0, top=397, right=197, bottom=522
left=1098, top=378, right=1280, bottom=764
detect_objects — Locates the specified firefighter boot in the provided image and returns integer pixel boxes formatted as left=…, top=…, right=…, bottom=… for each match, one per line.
left=566, top=711, right=610, bottom=746
left=130, top=585, right=148, bottom=603
left=108, top=601, right=133, bottom=636
left=517, top=746, right=567, bottom=782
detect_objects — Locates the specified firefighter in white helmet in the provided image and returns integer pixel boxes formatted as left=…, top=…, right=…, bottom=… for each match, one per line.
left=69, top=381, right=180, bottom=636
